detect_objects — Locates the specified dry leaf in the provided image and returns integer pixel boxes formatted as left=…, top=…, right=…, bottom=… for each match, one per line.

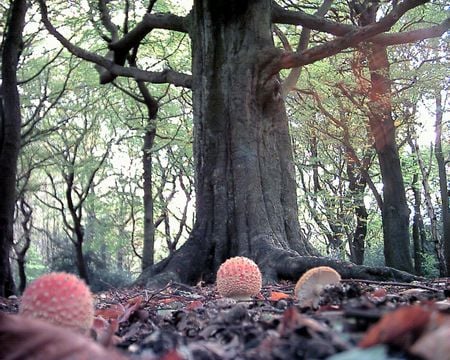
left=95, top=305, right=125, bottom=321
left=186, top=300, right=204, bottom=310
left=368, top=288, right=387, bottom=302
left=409, top=322, right=450, bottom=360
left=0, top=312, right=126, bottom=360
left=359, top=305, right=431, bottom=348
left=268, top=291, right=290, bottom=301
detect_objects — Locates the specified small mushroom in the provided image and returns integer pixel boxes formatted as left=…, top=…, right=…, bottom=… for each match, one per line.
left=294, top=266, right=341, bottom=308
left=216, top=256, right=262, bottom=300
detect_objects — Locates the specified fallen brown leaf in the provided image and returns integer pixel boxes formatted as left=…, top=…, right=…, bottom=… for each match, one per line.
left=268, top=291, right=290, bottom=301
left=409, top=322, right=450, bottom=360
left=0, top=312, right=126, bottom=360
left=359, top=305, right=431, bottom=348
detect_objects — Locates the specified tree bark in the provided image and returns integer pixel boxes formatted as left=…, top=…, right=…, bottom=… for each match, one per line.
left=136, top=0, right=314, bottom=285
left=0, top=0, right=27, bottom=296
left=135, top=0, right=417, bottom=287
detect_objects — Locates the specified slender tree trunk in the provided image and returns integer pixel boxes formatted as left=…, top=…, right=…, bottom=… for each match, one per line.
left=408, top=131, right=445, bottom=275
left=15, top=196, right=32, bottom=293
left=74, top=238, right=89, bottom=283
left=0, top=0, right=27, bottom=296
left=411, top=174, right=425, bottom=275
left=141, top=125, right=156, bottom=270
left=66, top=174, right=90, bottom=284
left=434, top=91, right=450, bottom=275
left=347, top=160, right=367, bottom=265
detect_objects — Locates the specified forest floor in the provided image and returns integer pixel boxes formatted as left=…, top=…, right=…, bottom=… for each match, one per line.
left=1, top=277, right=449, bottom=359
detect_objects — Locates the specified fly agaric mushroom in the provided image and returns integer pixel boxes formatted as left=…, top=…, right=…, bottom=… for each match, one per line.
left=294, top=266, right=341, bottom=308
left=19, top=272, right=94, bottom=334
left=216, top=256, right=262, bottom=300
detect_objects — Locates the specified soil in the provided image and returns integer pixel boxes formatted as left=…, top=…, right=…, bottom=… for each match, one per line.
left=1, top=278, right=449, bottom=359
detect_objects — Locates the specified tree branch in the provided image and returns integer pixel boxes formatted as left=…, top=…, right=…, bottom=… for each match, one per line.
left=275, top=0, right=434, bottom=71
left=372, top=19, right=450, bottom=45
left=272, top=0, right=449, bottom=47
left=281, top=0, right=333, bottom=97
left=37, top=0, right=192, bottom=88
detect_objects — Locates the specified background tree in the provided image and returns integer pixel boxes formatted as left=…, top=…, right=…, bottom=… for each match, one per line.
left=0, top=0, right=27, bottom=296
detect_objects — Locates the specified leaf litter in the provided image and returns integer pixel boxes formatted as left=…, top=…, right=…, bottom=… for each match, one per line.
left=0, top=278, right=449, bottom=359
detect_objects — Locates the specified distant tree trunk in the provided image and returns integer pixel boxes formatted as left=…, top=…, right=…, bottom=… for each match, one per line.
left=365, top=43, right=413, bottom=273
left=352, top=1, right=413, bottom=273
left=65, top=172, right=90, bottom=284
left=411, top=174, right=425, bottom=275
left=434, top=91, right=450, bottom=276
left=137, top=81, right=158, bottom=271
left=15, top=196, right=32, bottom=293
left=408, top=130, right=445, bottom=275
left=347, top=158, right=367, bottom=265
left=136, top=0, right=416, bottom=287
left=0, top=0, right=27, bottom=296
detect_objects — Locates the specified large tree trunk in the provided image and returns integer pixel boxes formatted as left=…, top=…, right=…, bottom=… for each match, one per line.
left=0, top=0, right=27, bottom=296
left=135, top=0, right=417, bottom=287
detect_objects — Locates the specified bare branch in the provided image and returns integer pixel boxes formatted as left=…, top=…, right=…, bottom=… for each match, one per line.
left=37, top=0, right=192, bottom=88
left=281, top=0, right=333, bottom=97
left=372, top=19, right=450, bottom=45
left=276, top=0, right=433, bottom=71
left=272, top=0, right=449, bottom=47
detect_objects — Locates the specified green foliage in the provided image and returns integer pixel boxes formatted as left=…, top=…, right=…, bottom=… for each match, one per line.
left=420, top=252, right=440, bottom=278
left=49, top=244, right=133, bottom=292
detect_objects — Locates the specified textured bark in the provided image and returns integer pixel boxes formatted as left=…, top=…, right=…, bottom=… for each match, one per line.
left=136, top=0, right=315, bottom=285
left=135, top=0, right=417, bottom=287
left=0, top=0, right=27, bottom=296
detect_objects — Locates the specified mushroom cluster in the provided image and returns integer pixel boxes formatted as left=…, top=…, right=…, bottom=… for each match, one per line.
left=294, top=266, right=341, bottom=308
left=216, top=256, right=262, bottom=300
left=19, top=272, right=94, bottom=334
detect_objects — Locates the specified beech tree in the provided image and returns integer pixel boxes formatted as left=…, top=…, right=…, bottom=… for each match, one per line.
left=36, top=0, right=449, bottom=285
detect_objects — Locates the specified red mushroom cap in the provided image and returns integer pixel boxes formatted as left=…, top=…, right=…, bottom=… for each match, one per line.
left=216, top=256, right=262, bottom=300
left=19, top=272, right=94, bottom=334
